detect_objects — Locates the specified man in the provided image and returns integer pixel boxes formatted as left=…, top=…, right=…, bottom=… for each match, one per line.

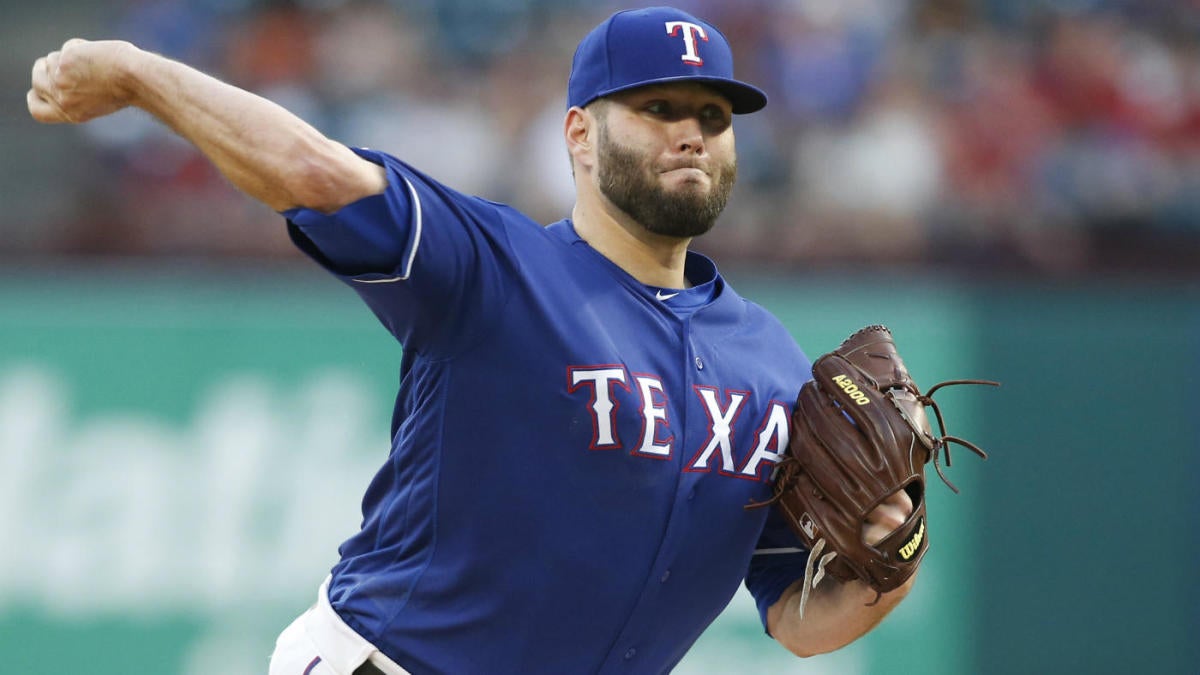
left=28, top=7, right=915, bottom=674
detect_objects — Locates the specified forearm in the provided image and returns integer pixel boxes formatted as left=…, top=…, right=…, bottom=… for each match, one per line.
left=767, top=573, right=915, bottom=658
left=124, top=47, right=384, bottom=212
left=31, top=40, right=384, bottom=213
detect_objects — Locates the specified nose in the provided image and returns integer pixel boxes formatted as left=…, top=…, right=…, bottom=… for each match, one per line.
left=672, top=117, right=705, bottom=155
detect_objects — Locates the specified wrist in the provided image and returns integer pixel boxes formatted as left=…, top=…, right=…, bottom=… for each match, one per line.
left=833, top=570, right=916, bottom=609
left=111, top=41, right=146, bottom=107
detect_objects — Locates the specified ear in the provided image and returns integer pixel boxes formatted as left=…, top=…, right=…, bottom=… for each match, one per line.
left=565, top=106, right=597, bottom=173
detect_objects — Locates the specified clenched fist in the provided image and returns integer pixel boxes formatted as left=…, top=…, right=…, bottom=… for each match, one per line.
left=27, top=39, right=140, bottom=124
left=861, top=488, right=914, bottom=548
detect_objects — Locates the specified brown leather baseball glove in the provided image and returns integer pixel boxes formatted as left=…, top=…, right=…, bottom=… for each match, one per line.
left=750, top=325, right=997, bottom=616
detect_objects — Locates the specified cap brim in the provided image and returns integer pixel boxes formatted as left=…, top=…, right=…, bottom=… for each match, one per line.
left=590, top=76, right=768, bottom=115
left=705, top=79, right=769, bottom=115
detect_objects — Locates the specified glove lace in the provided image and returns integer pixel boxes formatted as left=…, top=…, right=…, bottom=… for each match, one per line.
left=743, top=457, right=798, bottom=509
left=797, top=537, right=838, bottom=620
left=918, top=379, right=1000, bottom=493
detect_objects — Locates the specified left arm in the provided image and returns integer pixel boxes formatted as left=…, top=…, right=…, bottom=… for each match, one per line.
left=767, top=489, right=916, bottom=657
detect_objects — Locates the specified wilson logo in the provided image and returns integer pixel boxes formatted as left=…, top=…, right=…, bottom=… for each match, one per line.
left=898, top=517, right=925, bottom=561
left=831, top=374, right=870, bottom=406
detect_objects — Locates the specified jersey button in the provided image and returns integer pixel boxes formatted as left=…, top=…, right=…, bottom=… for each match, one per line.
left=624, top=648, right=637, bottom=660
left=661, top=570, right=671, bottom=583
left=694, top=356, right=704, bottom=370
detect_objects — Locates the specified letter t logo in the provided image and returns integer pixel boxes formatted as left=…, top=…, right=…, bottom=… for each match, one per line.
left=665, top=21, right=708, bottom=66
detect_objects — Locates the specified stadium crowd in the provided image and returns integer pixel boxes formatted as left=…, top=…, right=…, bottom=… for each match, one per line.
left=12, top=0, right=1200, bottom=274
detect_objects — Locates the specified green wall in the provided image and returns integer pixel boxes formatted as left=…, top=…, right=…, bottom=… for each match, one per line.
left=970, top=282, right=1200, bottom=675
left=0, top=268, right=1193, bottom=674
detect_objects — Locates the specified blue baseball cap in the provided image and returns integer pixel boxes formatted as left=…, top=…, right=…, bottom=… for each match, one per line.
left=568, top=7, right=768, bottom=114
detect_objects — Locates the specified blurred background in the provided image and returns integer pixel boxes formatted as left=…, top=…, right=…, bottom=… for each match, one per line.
left=1, top=0, right=1197, bottom=673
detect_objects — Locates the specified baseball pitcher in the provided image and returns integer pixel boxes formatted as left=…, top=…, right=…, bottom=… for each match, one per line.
left=27, top=6, right=991, bottom=674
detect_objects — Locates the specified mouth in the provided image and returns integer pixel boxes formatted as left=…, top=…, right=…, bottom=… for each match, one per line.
left=660, top=160, right=708, bottom=173
left=659, top=165, right=711, bottom=181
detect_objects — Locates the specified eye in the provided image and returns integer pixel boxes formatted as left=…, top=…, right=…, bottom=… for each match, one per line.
left=701, top=105, right=729, bottom=123
left=700, top=104, right=731, bottom=131
left=645, top=101, right=670, bottom=116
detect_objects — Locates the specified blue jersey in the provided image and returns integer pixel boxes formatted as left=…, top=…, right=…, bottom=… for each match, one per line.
left=285, top=148, right=813, bottom=674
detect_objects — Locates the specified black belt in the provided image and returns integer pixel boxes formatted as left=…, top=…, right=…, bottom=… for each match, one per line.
left=353, top=662, right=388, bottom=675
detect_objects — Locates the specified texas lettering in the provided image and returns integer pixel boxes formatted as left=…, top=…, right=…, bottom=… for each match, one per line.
left=568, top=365, right=790, bottom=482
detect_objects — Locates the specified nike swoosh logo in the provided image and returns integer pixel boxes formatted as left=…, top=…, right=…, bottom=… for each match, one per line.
left=656, top=291, right=680, bottom=301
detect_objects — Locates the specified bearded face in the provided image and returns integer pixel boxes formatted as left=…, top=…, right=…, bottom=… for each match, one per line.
left=594, top=116, right=737, bottom=239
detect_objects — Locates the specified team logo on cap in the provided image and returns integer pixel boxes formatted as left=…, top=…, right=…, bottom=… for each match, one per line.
left=665, top=21, right=708, bottom=66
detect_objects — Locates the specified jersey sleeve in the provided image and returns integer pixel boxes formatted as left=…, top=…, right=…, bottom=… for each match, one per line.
left=283, top=146, right=522, bottom=356
left=744, top=482, right=811, bottom=635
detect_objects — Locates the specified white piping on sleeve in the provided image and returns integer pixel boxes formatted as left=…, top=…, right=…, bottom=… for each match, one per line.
left=752, top=547, right=807, bottom=556
left=353, top=175, right=423, bottom=284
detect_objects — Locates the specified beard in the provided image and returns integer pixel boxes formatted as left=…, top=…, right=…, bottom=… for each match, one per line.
left=595, top=122, right=737, bottom=239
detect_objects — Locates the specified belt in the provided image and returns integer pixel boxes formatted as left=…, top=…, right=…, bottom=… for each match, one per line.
left=353, top=663, right=387, bottom=675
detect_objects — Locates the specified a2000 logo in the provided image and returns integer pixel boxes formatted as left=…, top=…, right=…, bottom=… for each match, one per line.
left=831, top=374, right=870, bottom=406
